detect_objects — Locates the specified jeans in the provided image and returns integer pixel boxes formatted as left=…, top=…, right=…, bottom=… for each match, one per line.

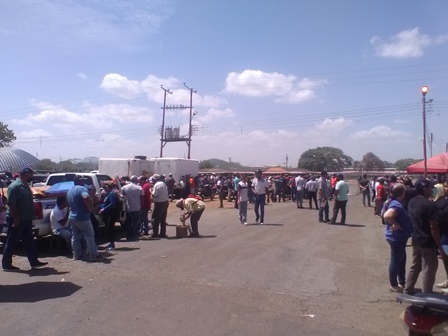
left=152, top=201, right=169, bottom=237
left=318, top=199, right=330, bottom=222
left=308, top=191, right=318, bottom=209
left=54, top=227, right=73, bottom=248
left=219, top=191, right=225, bottom=207
left=104, top=208, right=120, bottom=245
left=291, top=187, right=296, bottom=202
left=239, top=201, right=248, bottom=223
left=190, top=208, right=204, bottom=234
left=2, top=217, right=39, bottom=268
left=254, top=194, right=266, bottom=223
left=296, top=189, right=305, bottom=208
left=70, top=219, right=98, bottom=259
left=405, top=245, right=439, bottom=294
left=362, top=190, right=371, bottom=207
left=387, top=239, right=407, bottom=287
left=125, top=211, right=140, bottom=239
left=140, top=208, right=150, bottom=235
left=331, top=200, right=347, bottom=224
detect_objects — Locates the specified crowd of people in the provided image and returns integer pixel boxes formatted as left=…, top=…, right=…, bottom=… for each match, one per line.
left=3, top=166, right=448, bottom=299
left=356, top=173, right=448, bottom=295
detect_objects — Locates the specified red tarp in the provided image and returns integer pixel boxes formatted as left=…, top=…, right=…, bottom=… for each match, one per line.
left=406, top=153, right=448, bottom=174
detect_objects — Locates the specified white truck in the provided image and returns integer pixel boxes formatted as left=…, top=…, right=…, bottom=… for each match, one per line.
left=99, top=157, right=154, bottom=178
left=32, top=172, right=121, bottom=238
left=152, top=158, right=199, bottom=182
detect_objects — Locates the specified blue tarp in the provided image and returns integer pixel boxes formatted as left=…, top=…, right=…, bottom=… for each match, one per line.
left=45, top=181, right=74, bottom=195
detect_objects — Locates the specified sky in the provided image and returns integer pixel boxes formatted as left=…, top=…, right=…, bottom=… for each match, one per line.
left=1, top=0, right=448, bottom=167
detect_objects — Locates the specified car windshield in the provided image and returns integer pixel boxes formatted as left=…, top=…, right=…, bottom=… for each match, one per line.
left=96, top=174, right=113, bottom=187
left=47, top=174, right=95, bottom=186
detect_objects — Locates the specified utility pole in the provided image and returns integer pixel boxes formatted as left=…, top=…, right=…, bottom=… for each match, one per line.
left=184, top=83, right=196, bottom=159
left=160, top=85, right=172, bottom=158
left=421, top=86, right=428, bottom=177
left=285, top=154, right=289, bottom=169
left=429, top=133, right=433, bottom=158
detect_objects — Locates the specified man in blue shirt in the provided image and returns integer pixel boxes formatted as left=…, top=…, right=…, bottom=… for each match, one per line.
left=67, top=176, right=102, bottom=261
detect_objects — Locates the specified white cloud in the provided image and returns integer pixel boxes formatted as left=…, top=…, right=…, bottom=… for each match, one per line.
left=77, top=73, right=88, bottom=80
left=350, top=126, right=411, bottom=140
left=11, top=100, right=153, bottom=130
left=20, top=129, right=53, bottom=139
left=315, top=117, right=353, bottom=132
left=0, top=0, right=175, bottom=52
left=224, top=70, right=326, bottom=104
left=197, top=108, right=235, bottom=123
left=371, top=27, right=448, bottom=58
left=100, top=73, right=142, bottom=99
left=100, top=72, right=227, bottom=109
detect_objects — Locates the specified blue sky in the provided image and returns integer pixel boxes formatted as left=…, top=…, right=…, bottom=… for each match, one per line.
left=1, top=0, right=447, bottom=167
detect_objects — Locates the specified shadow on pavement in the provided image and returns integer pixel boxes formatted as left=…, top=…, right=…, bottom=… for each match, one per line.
left=166, top=235, right=217, bottom=240
left=332, top=223, right=366, bottom=227
left=112, top=247, right=140, bottom=252
left=0, top=281, right=82, bottom=303
left=27, top=267, right=70, bottom=277
left=245, top=223, right=284, bottom=226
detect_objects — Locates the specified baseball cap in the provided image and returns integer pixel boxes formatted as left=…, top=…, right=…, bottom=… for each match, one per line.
left=73, top=175, right=86, bottom=182
left=176, top=199, right=184, bottom=209
left=130, top=175, right=138, bottom=183
left=19, top=167, right=34, bottom=174
left=415, top=177, right=434, bottom=191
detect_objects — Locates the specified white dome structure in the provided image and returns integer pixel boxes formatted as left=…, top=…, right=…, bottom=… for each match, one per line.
left=0, top=148, right=40, bottom=173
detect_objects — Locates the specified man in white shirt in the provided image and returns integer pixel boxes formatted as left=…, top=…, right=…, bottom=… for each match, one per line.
left=295, top=174, right=307, bottom=208
left=50, top=196, right=72, bottom=248
left=305, top=177, right=319, bottom=209
left=122, top=175, right=144, bottom=241
left=252, top=170, right=268, bottom=225
left=151, top=174, right=169, bottom=238
left=237, top=175, right=249, bottom=225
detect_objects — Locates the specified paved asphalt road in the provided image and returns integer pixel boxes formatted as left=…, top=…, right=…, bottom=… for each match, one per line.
left=2, top=185, right=446, bottom=335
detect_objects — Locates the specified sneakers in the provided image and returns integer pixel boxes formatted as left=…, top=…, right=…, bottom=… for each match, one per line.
left=437, top=280, right=448, bottom=289
left=244, top=222, right=247, bottom=226
left=2, top=265, right=20, bottom=272
left=106, top=244, right=115, bottom=251
left=88, top=254, right=104, bottom=262
left=389, top=286, right=403, bottom=293
left=31, top=261, right=48, bottom=269
left=260, top=222, right=264, bottom=225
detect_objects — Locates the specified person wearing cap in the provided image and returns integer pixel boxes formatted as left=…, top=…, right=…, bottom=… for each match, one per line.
left=2, top=167, right=48, bottom=271
left=122, top=175, right=144, bottom=241
left=151, top=174, right=169, bottom=238
left=252, top=169, right=268, bottom=225
left=404, top=177, right=447, bottom=295
left=67, top=175, right=102, bottom=261
left=176, top=197, right=205, bottom=237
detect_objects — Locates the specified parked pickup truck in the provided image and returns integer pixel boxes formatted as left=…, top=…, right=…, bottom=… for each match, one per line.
left=32, top=173, right=123, bottom=238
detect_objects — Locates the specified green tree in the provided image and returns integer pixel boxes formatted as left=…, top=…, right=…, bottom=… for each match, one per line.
left=352, top=160, right=361, bottom=170
left=34, top=158, right=57, bottom=171
left=199, top=160, right=215, bottom=169
left=394, top=158, right=420, bottom=171
left=0, top=122, right=16, bottom=147
left=361, top=152, right=385, bottom=171
left=298, top=147, right=353, bottom=172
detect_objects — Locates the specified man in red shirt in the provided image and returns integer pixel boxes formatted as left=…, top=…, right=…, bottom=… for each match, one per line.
left=189, top=175, right=196, bottom=195
left=375, top=178, right=387, bottom=217
left=139, top=176, right=152, bottom=235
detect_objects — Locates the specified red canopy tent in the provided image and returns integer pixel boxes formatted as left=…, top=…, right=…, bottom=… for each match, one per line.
left=406, top=153, right=448, bottom=174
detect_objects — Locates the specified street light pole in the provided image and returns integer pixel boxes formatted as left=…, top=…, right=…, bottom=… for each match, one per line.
left=422, top=86, right=428, bottom=178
